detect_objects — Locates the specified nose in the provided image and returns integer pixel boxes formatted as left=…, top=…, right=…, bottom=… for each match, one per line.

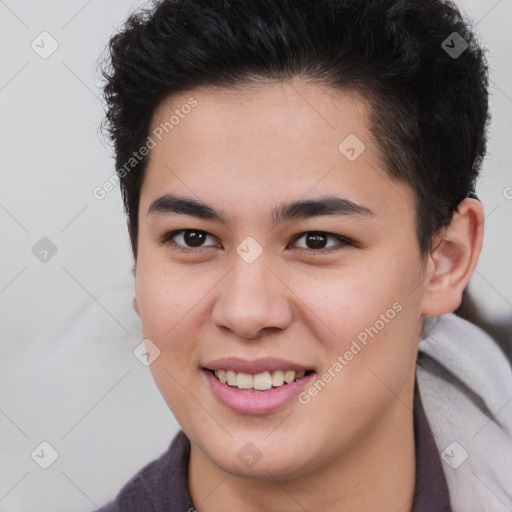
left=211, top=254, right=293, bottom=340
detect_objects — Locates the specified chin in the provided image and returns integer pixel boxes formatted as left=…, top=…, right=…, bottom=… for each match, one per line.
left=202, top=432, right=318, bottom=481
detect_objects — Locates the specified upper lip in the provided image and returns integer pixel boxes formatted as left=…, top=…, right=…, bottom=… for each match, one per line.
left=203, top=357, right=313, bottom=374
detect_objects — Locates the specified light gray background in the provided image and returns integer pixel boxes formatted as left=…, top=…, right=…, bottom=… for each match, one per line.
left=0, top=0, right=511, bottom=510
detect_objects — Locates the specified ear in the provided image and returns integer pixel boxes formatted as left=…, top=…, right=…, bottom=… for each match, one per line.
left=129, top=221, right=140, bottom=316
left=421, top=197, right=484, bottom=316
left=133, top=296, right=140, bottom=316
left=131, top=261, right=140, bottom=315
left=127, top=218, right=138, bottom=261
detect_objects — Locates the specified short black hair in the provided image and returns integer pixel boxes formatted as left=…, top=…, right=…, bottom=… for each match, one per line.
left=99, top=0, right=489, bottom=259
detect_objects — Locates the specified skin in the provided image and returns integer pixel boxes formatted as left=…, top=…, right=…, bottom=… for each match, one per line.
left=132, top=78, right=484, bottom=511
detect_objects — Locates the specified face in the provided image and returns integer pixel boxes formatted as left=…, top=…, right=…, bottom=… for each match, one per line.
left=134, top=79, right=429, bottom=479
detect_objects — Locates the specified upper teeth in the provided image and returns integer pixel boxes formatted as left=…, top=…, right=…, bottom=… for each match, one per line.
left=214, top=369, right=307, bottom=391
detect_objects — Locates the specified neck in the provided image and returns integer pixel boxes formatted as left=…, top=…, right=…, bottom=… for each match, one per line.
left=188, top=375, right=416, bottom=512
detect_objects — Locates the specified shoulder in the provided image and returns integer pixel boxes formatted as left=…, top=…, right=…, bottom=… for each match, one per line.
left=96, top=430, right=192, bottom=511
left=97, top=450, right=168, bottom=511
left=417, top=313, right=511, bottom=419
left=417, top=313, right=512, bottom=511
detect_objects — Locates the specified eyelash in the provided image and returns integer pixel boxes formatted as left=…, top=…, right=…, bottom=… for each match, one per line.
left=160, top=229, right=356, bottom=255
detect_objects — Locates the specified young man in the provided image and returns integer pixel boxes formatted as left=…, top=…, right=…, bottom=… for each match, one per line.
left=97, top=0, right=512, bottom=510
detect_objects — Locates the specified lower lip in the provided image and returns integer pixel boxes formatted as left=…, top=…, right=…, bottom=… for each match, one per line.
left=203, top=370, right=316, bottom=414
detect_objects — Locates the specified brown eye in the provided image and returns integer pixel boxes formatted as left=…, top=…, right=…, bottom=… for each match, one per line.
left=304, top=232, right=328, bottom=249
left=162, top=229, right=218, bottom=251
left=182, top=230, right=207, bottom=247
left=290, top=231, right=353, bottom=254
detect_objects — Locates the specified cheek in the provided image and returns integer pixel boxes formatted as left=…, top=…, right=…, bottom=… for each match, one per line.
left=134, top=263, right=206, bottom=388
left=134, top=256, right=206, bottom=417
left=288, top=261, right=422, bottom=399
left=288, top=264, right=409, bottom=349
left=294, top=267, right=420, bottom=424
left=135, top=248, right=204, bottom=337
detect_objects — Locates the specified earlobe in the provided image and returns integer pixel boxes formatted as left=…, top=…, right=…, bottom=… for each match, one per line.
left=129, top=221, right=140, bottom=316
left=133, top=297, right=140, bottom=316
left=421, top=198, right=484, bottom=316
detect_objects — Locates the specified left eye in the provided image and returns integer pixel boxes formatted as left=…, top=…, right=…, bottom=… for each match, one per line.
left=288, top=231, right=353, bottom=253
left=161, top=229, right=353, bottom=254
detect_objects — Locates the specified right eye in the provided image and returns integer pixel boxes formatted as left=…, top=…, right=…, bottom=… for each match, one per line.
left=161, top=229, right=221, bottom=252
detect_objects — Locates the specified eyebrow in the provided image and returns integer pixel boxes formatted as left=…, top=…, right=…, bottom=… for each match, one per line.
left=147, top=194, right=375, bottom=226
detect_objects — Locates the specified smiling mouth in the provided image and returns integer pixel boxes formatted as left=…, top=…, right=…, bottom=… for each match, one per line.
left=205, top=368, right=314, bottom=392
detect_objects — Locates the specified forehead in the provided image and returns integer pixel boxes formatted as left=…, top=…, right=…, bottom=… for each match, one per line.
left=149, top=79, right=372, bottom=167
left=140, top=79, right=415, bottom=226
